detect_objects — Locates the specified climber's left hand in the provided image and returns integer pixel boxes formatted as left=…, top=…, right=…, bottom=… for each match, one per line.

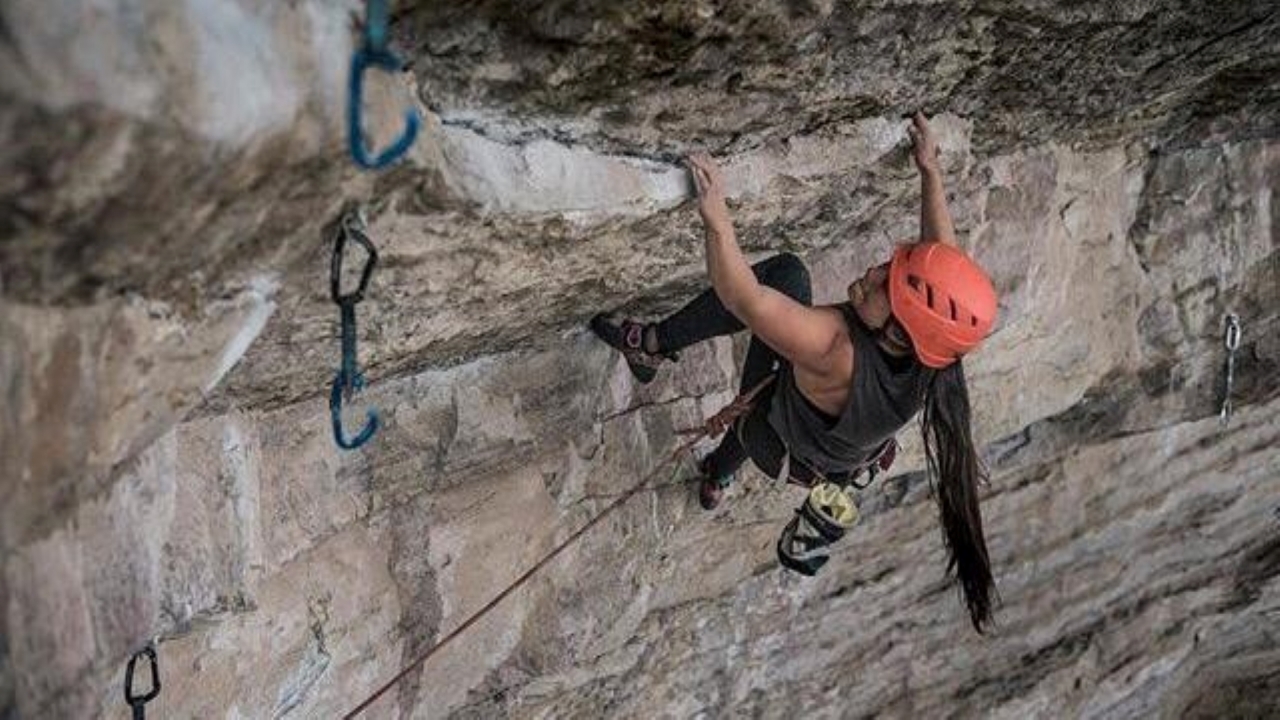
left=687, top=152, right=732, bottom=234
left=909, top=111, right=941, bottom=176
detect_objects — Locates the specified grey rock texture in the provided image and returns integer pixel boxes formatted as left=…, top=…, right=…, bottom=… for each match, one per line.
left=1, top=1, right=1278, bottom=718
left=406, top=0, right=1280, bottom=154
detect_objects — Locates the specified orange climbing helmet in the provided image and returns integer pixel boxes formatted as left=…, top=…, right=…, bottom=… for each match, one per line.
left=888, top=243, right=998, bottom=369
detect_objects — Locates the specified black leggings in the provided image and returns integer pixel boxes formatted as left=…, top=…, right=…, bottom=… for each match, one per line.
left=654, top=253, right=812, bottom=479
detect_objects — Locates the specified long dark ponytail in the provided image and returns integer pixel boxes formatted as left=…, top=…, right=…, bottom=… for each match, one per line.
left=920, top=359, right=995, bottom=633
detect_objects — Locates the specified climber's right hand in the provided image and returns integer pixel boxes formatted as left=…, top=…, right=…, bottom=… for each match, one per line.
left=687, top=152, right=732, bottom=235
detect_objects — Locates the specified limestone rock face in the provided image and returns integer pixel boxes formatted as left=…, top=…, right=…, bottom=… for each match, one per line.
left=406, top=0, right=1280, bottom=154
left=1, top=2, right=1278, bottom=718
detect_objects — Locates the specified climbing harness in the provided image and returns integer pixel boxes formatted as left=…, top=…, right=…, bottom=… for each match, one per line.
left=124, top=645, right=161, bottom=719
left=674, top=372, right=897, bottom=491
left=782, top=436, right=898, bottom=491
left=858, top=439, right=897, bottom=489
left=330, top=208, right=380, bottom=450
left=672, top=372, right=897, bottom=577
left=1219, top=312, right=1241, bottom=426
left=777, top=482, right=860, bottom=576
left=348, top=0, right=420, bottom=169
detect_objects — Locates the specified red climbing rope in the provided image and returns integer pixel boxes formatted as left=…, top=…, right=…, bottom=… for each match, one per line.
left=672, top=374, right=775, bottom=458
left=342, top=376, right=774, bottom=717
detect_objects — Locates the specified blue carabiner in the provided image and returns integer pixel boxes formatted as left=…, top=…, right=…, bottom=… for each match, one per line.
left=348, top=0, right=420, bottom=170
left=330, top=368, right=379, bottom=450
left=365, top=0, right=389, bottom=50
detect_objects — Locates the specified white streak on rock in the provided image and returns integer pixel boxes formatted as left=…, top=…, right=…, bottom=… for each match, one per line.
left=186, top=0, right=302, bottom=144
left=205, top=276, right=278, bottom=394
left=438, top=127, right=689, bottom=217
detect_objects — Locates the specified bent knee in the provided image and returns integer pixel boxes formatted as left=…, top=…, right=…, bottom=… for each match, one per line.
left=765, top=252, right=812, bottom=303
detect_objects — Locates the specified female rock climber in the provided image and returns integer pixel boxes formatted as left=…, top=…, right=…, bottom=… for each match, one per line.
left=590, top=112, right=998, bottom=632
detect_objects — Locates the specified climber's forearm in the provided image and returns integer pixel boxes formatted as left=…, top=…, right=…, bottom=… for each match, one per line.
left=688, top=151, right=765, bottom=316
left=920, top=167, right=957, bottom=247
left=704, top=223, right=762, bottom=315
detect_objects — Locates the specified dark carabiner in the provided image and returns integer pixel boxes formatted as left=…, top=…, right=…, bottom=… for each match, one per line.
left=331, top=367, right=379, bottom=450
left=330, top=216, right=378, bottom=305
left=329, top=211, right=380, bottom=450
left=124, top=645, right=161, bottom=719
left=348, top=47, right=420, bottom=170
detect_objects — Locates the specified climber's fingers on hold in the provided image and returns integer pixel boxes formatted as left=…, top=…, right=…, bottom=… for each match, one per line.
left=686, top=154, right=711, bottom=195
left=910, top=111, right=940, bottom=155
left=690, top=152, right=729, bottom=196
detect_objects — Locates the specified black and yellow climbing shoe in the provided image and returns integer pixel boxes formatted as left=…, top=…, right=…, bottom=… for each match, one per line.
left=776, top=482, right=859, bottom=576
left=589, top=314, right=678, bottom=384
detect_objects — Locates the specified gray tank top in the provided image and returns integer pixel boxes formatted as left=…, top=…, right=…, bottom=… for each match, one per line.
left=766, top=304, right=927, bottom=475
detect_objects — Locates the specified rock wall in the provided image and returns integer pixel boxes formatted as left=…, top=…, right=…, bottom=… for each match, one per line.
left=1, top=1, right=1278, bottom=718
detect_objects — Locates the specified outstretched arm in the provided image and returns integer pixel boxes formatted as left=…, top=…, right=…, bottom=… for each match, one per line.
left=687, top=153, right=845, bottom=374
left=909, top=112, right=958, bottom=247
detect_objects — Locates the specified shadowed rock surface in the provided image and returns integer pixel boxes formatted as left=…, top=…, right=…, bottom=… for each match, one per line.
left=1, top=1, right=1277, bottom=718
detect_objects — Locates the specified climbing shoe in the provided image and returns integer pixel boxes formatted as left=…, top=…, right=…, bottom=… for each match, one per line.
left=776, top=482, right=859, bottom=576
left=697, top=456, right=735, bottom=511
left=589, top=314, right=678, bottom=384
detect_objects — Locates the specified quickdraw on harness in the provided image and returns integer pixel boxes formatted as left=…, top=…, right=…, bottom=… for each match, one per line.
left=124, top=645, right=160, bottom=719
left=330, top=208, right=380, bottom=450
left=348, top=0, right=420, bottom=169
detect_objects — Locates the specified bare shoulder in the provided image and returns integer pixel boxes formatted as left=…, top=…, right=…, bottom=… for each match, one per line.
left=812, top=304, right=856, bottom=379
left=789, top=305, right=858, bottom=412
